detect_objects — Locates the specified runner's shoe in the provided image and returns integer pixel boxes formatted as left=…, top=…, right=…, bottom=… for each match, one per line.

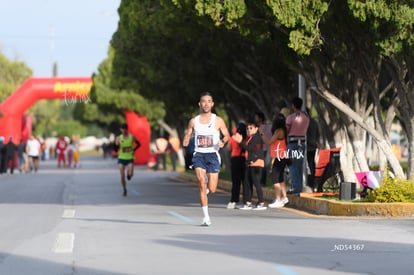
left=201, top=217, right=211, bottom=226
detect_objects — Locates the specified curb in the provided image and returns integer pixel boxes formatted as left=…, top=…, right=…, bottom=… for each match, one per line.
left=176, top=173, right=414, bottom=218
left=288, top=194, right=414, bottom=217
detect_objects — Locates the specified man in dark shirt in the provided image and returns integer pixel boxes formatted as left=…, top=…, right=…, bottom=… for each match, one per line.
left=5, top=137, right=18, bottom=174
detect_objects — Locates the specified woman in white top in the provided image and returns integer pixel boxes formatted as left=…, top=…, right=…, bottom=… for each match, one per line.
left=26, top=135, right=41, bottom=172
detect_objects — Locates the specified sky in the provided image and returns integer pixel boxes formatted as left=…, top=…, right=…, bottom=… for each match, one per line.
left=0, top=0, right=121, bottom=77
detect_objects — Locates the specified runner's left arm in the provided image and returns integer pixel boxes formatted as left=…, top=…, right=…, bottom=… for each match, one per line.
left=217, top=116, right=230, bottom=148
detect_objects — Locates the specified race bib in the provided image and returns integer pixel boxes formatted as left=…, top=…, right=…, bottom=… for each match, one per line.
left=197, top=135, right=213, bottom=148
left=122, top=147, right=131, bottom=153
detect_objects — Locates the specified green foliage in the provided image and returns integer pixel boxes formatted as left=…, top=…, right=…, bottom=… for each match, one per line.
left=366, top=172, right=414, bottom=203
left=33, top=119, right=89, bottom=137
left=29, top=99, right=62, bottom=136
left=73, top=47, right=166, bottom=132
left=107, top=0, right=414, bottom=181
left=266, top=0, right=329, bottom=55
left=193, top=0, right=329, bottom=55
left=111, top=0, right=297, bottom=133
left=348, top=0, right=414, bottom=56
left=43, top=120, right=88, bottom=138
left=195, top=0, right=246, bottom=27
left=0, top=52, right=32, bottom=102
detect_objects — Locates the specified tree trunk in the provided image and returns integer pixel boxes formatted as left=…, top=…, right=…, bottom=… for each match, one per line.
left=318, top=90, right=404, bottom=177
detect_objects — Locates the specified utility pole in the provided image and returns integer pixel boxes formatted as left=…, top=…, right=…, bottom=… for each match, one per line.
left=299, top=73, right=311, bottom=192
left=50, top=25, right=57, bottom=77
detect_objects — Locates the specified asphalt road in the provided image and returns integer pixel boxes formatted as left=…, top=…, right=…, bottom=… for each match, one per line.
left=0, top=155, right=413, bottom=275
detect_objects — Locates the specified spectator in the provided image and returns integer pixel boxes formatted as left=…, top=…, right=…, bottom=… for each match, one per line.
left=261, top=113, right=289, bottom=208
left=154, top=137, right=168, bottom=171
left=0, top=137, right=6, bottom=174
left=168, top=135, right=180, bottom=171
left=67, top=139, right=76, bottom=168
left=27, top=135, right=41, bottom=173
left=234, top=121, right=267, bottom=210
left=17, top=139, right=28, bottom=173
left=72, top=140, right=80, bottom=168
left=56, top=136, right=68, bottom=168
left=5, top=137, right=18, bottom=174
left=285, top=97, right=310, bottom=194
left=226, top=122, right=246, bottom=209
left=254, top=111, right=272, bottom=186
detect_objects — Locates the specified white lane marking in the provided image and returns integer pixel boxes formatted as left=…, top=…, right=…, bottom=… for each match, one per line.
left=53, top=232, right=75, bottom=253
left=168, top=211, right=194, bottom=224
left=274, top=266, right=298, bottom=275
left=62, top=209, right=76, bottom=218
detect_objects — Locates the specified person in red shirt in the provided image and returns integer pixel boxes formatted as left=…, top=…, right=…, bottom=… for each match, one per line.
left=226, top=123, right=246, bottom=209
left=233, top=121, right=267, bottom=210
left=56, top=136, right=68, bottom=168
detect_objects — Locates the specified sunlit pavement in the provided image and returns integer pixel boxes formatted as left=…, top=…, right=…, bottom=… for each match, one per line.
left=0, top=155, right=413, bottom=275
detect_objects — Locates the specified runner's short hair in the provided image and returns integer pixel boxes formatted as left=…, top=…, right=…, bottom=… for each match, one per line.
left=200, top=91, right=213, bottom=100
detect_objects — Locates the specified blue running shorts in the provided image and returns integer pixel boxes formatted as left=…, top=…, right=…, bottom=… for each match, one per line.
left=118, top=159, right=133, bottom=166
left=192, top=152, right=221, bottom=173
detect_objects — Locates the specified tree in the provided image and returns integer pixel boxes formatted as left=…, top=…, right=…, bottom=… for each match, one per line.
left=73, top=47, right=166, bottom=134
left=29, top=99, right=62, bottom=137
left=108, top=0, right=414, bottom=179
left=347, top=1, right=414, bottom=177
left=111, top=0, right=298, bottom=135
left=186, top=0, right=412, bottom=178
left=0, top=53, right=32, bottom=103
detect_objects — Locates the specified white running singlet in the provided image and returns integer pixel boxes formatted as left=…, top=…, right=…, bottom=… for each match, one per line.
left=194, top=114, right=220, bottom=153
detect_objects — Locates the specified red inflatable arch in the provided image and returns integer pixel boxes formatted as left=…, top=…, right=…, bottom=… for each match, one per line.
left=0, top=77, right=150, bottom=165
left=124, top=110, right=150, bottom=165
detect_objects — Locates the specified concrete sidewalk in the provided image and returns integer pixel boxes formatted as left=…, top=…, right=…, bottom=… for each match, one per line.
left=177, top=172, right=414, bottom=217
